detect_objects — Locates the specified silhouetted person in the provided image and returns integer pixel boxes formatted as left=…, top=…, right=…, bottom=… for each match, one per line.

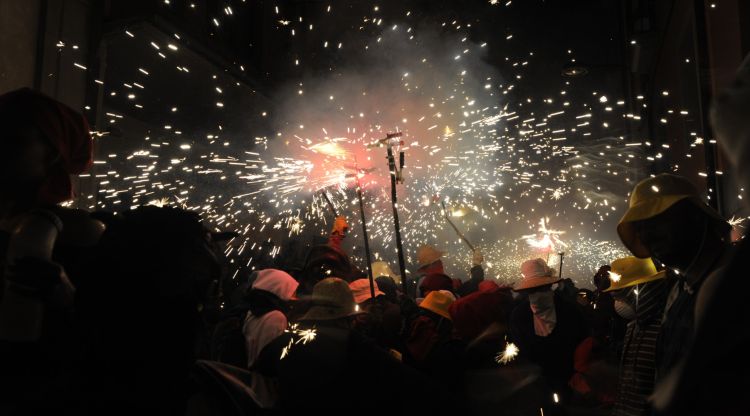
left=510, top=258, right=589, bottom=407
left=76, top=206, right=224, bottom=414
left=616, top=174, right=732, bottom=385
left=0, top=88, right=101, bottom=413
left=651, top=53, right=750, bottom=416
left=604, top=257, right=670, bottom=416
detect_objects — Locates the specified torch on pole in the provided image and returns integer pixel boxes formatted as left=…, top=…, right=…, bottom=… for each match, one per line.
left=440, top=201, right=475, bottom=251
left=346, top=169, right=376, bottom=300
left=320, top=190, right=339, bottom=217
left=356, top=177, right=376, bottom=299
left=383, top=132, right=409, bottom=296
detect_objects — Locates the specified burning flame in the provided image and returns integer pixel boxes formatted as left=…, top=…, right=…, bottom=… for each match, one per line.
left=309, top=142, right=348, bottom=158
left=522, top=217, right=567, bottom=252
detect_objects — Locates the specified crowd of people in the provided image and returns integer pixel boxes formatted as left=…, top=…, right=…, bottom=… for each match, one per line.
left=1, top=54, right=750, bottom=415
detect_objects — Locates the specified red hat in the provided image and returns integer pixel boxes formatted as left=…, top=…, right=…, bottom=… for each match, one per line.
left=349, top=278, right=384, bottom=304
left=0, top=88, right=93, bottom=204
left=419, top=274, right=453, bottom=294
left=449, top=290, right=511, bottom=341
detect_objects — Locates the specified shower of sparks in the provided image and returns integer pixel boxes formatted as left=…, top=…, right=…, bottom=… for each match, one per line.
left=495, top=341, right=519, bottom=365
left=147, top=197, right=171, bottom=208
left=728, top=216, right=748, bottom=228
left=280, top=324, right=318, bottom=360
left=280, top=338, right=293, bottom=360
left=61, top=0, right=702, bottom=289
left=522, top=218, right=568, bottom=253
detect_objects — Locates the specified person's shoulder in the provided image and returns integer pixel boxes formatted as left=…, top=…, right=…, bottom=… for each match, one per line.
left=382, top=298, right=401, bottom=314
left=555, top=292, right=583, bottom=314
left=257, top=310, right=288, bottom=328
left=51, top=207, right=105, bottom=246
left=264, top=309, right=287, bottom=321
left=509, top=302, right=532, bottom=335
left=349, top=328, right=399, bottom=361
left=510, top=300, right=531, bottom=319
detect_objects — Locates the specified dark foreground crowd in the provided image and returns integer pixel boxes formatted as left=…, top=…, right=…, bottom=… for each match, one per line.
left=2, top=55, right=750, bottom=416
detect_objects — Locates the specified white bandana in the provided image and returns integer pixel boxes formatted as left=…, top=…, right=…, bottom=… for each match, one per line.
left=528, top=291, right=557, bottom=337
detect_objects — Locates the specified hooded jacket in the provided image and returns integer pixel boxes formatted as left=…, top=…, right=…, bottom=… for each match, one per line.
left=243, top=270, right=298, bottom=368
left=241, top=269, right=297, bottom=408
left=0, top=88, right=93, bottom=205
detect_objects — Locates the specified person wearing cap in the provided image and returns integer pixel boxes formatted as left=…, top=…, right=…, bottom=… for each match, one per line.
left=242, top=269, right=299, bottom=368
left=349, top=278, right=402, bottom=350
left=585, top=265, right=629, bottom=361
left=0, top=87, right=103, bottom=259
left=0, top=88, right=93, bottom=210
left=252, top=277, right=366, bottom=410
left=617, top=173, right=732, bottom=384
left=405, top=290, right=463, bottom=385
left=406, top=290, right=456, bottom=359
left=254, top=277, right=445, bottom=412
left=406, top=290, right=456, bottom=363
left=0, top=88, right=106, bottom=412
left=599, top=257, right=670, bottom=416
left=0, top=88, right=103, bottom=299
left=371, top=260, right=422, bottom=346
left=0, top=88, right=104, bottom=346
left=239, top=269, right=298, bottom=407
left=509, top=258, right=589, bottom=404
left=648, top=58, right=750, bottom=416
left=413, top=245, right=454, bottom=300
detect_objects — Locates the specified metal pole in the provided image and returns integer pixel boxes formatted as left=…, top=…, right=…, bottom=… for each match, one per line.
left=321, top=190, right=338, bottom=217
left=558, top=252, right=565, bottom=280
left=441, top=201, right=475, bottom=251
left=387, top=144, right=409, bottom=296
left=355, top=176, right=376, bottom=299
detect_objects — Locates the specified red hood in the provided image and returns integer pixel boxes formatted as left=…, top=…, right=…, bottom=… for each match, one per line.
left=0, top=88, right=93, bottom=204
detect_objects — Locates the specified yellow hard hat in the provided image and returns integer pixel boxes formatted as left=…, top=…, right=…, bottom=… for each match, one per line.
left=419, top=290, right=455, bottom=320
left=604, top=257, right=667, bottom=292
left=617, top=174, right=723, bottom=258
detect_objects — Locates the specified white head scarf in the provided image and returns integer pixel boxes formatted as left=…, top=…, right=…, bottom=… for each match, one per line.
left=251, top=269, right=298, bottom=301
left=528, top=290, right=557, bottom=337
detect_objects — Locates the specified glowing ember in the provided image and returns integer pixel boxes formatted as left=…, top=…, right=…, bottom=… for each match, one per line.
left=495, top=342, right=519, bottom=365
left=280, top=324, right=318, bottom=360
